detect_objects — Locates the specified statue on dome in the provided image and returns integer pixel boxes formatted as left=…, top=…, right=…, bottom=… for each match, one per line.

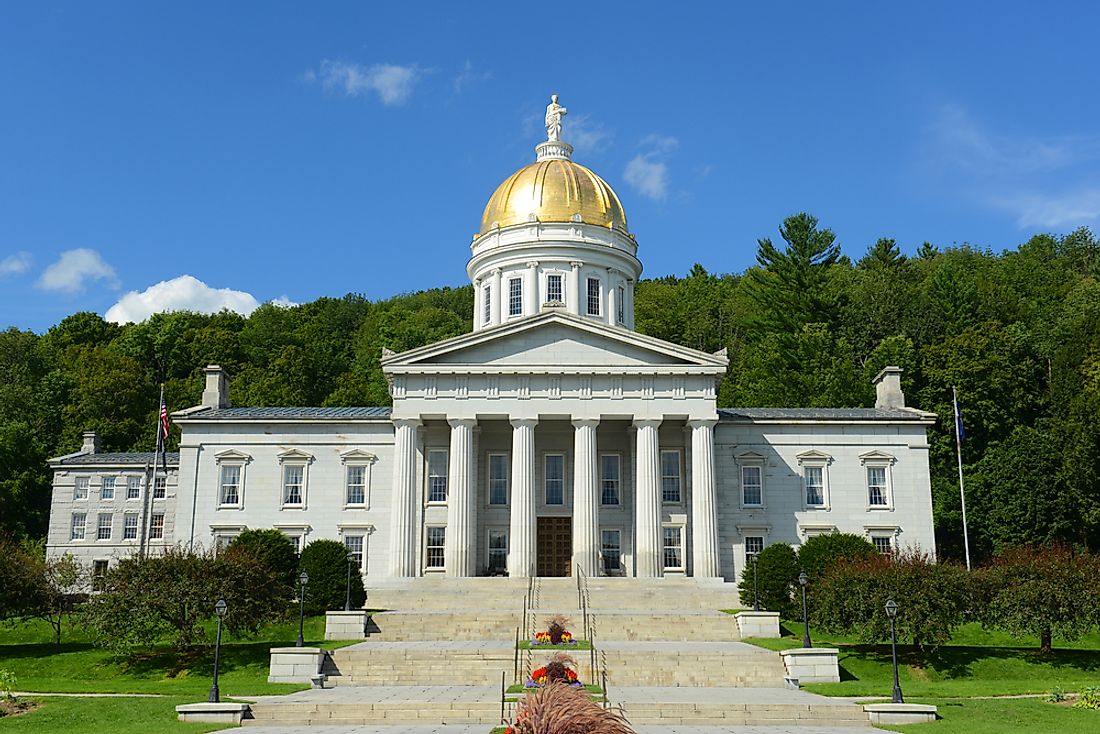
left=545, top=94, right=567, bottom=142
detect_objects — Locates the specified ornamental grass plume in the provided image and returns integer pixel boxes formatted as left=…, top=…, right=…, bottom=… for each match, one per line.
left=511, top=681, right=636, bottom=734
left=545, top=613, right=571, bottom=643
left=543, top=651, right=578, bottom=684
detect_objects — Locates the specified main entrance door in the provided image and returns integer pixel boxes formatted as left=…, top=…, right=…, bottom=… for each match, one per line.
left=536, top=517, right=572, bottom=577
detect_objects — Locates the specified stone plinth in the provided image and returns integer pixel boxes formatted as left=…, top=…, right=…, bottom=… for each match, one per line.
left=865, top=702, right=938, bottom=724
left=778, top=647, right=840, bottom=683
left=734, top=611, right=781, bottom=638
left=269, top=646, right=325, bottom=683
left=325, top=610, right=369, bottom=640
left=176, top=702, right=250, bottom=724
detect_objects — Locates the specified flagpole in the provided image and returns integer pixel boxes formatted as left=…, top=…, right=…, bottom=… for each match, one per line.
left=953, top=386, right=971, bottom=571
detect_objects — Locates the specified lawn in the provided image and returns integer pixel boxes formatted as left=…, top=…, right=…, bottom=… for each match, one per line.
left=0, top=696, right=233, bottom=733
left=517, top=639, right=593, bottom=650
left=746, top=622, right=1100, bottom=697
left=876, top=697, right=1100, bottom=734
left=0, top=615, right=353, bottom=697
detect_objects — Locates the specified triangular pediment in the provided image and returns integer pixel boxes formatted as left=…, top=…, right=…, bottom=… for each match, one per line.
left=382, top=311, right=728, bottom=371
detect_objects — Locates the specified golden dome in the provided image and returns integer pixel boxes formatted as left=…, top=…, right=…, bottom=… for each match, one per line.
left=479, top=158, right=629, bottom=236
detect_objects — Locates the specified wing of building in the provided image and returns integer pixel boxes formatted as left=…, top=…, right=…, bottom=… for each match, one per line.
left=45, top=99, right=937, bottom=592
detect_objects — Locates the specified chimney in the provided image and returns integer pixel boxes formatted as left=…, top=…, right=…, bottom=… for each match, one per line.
left=81, top=431, right=100, bottom=454
left=873, top=366, right=906, bottom=409
left=202, top=365, right=231, bottom=409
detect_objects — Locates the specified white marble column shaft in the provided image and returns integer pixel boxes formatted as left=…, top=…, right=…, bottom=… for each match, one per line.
left=491, top=268, right=502, bottom=326
left=508, top=418, right=538, bottom=577
left=689, top=418, right=720, bottom=577
left=445, top=418, right=477, bottom=577
left=572, top=418, right=600, bottom=577
left=568, top=261, right=581, bottom=315
left=525, top=261, right=539, bottom=316
left=606, top=269, right=617, bottom=326
left=634, top=418, right=663, bottom=578
left=388, top=418, right=420, bottom=577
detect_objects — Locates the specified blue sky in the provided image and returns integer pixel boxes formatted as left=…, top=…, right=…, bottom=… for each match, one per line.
left=2, top=2, right=1099, bottom=331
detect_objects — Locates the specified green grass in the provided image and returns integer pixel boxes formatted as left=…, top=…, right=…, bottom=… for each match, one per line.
left=506, top=683, right=603, bottom=695
left=0, top=615, right=354, bottom=696
left=745, top=622, right=1100, bottom=697
left=0, top=696, right=233, bottom=733
left=876, top=697, right=1100, bottom=734
left=517, top=639, right=593, bottom=650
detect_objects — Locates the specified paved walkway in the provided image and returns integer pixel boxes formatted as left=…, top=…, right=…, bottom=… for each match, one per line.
left=225, top=727, right=882, bottom=733
left=597, top=640, right=773, bottom=653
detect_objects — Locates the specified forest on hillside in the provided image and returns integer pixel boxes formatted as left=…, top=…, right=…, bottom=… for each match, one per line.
left=2, top=213, right=1099, bottom=563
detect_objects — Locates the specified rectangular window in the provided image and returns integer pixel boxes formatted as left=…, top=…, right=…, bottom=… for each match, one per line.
left=92, top=560, right=108, bottom=591
left=126, top=476, right=141, bottom=500
left=344, top=535, right=364, bottom=568
left=804, top=466, right=825, bottom=506
left=70, top=513, right=86, bottom=540
left=600, top=454, right=621, bottom=506
left=153, top=476, right=166, bottom=499
left=745, top=536, right=764, bottom=563
left=661, top=451, right=682, bottom=503
left=74, top=477, right=89, bottom=501
left=489, top=454, right=509, bottom=505
left=742, top=466, right=763, bottom=506
left=100, top=477, right=115, bottom=500
left=873, top=536, right=893, bottom=555
left=346, top=465, right=367, bottom=505
left=601, top=529, right=622, bottom=573
left=662, top=526, right=683, bottom=570
left=488, top=530, right=507, bottom=573
left=219, top=465, right=241, bottom=506
left=617, top=285, right=625, bottom=324
left=586, top=277, right=601, bottom=315
left=123, top=513, right=139, bottom=540
left=426, top=527, right=445, bottom=569
left=508, top=278, right=523, bottom=316
left=483, top=284, right=492, bottom=324
left=149, top=513, right=164, bottom=540
left=547, top=273, right=563, bottom=303
left=214, top=534, right=235, bottom=553
left=868, top=466, right=888, bottom=507
left=96, top=513, right=112, bottom=541
left=283, top=465, right=304, bottom=505
left=543, top=454, right=564, bottom=505
left=285, top=534, right=302, bottom=554
left=428, top=450, right=448, bottom=503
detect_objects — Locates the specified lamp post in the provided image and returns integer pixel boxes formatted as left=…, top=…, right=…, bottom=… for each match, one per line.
left=750, top=553, right=760, bottom=612
left=296, top=570, right=309, bottom=647
left=798, top=571, right=811, bottom=648
left=208, top=598, right=227, bottom=703
left=885, top=598, right=904, bottom=703
left=344, top=551, right=354, bottom=612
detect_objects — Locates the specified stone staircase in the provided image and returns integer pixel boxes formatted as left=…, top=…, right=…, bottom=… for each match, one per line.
left=325, top=642, right=514, bottom=686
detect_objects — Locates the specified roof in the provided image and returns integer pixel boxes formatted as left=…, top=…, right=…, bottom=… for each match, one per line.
left=176, top=406, right=393, bottom=422
left=54, top=452, right=180, bottom=466
left=719, top=407, right=935, bottom=423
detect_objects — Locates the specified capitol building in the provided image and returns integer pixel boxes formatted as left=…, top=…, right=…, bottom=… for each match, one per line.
left=45, top=98, right=937, bottom=594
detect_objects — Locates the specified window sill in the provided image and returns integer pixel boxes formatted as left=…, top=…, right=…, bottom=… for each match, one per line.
left=281, top=505, right=305, bottom=511
left=741, top=504, right=765, bottom=511
left=216, top=505, right=242, bottom=510
left=804, top=505, right=830, bottom=511
left=867, top=505, right=894, bottom=511
left=423, top=567, right=445, bottom=574
left=344, top=503, right=368, bottom=510
left=426, top=501, right=447, bottom=507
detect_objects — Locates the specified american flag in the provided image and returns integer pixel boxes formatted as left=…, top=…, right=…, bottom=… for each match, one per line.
left=157, top=388, right=170, bottom=474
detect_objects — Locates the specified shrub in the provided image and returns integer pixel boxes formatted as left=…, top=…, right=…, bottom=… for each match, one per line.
left=510, top=681, right=635, bottom=734
left=737, top=542, right=799, bottom=618
left=1075, top=686, right=1100, bottom=711
left=974, top=545, right=1099, bottom=654
left=0, top=669, right=15, bottom=701
left=225, top=528, right=298, bottom=596
left=298, top=539, right=365, bottom=615
left=796, top=533, right=877, bottom=583
left=812, top=549, right=970, bottom=650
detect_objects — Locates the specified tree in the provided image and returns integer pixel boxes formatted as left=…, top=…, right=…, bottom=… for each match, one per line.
left=975, top=546, right=1099, bottom=654
left=32, top=553, right=85, bottom=646
left=298, top=539, right=365, bottom=615
left=0, top=536, right=42, bottom=620
left=796, top=533, right=877, bottom=584
left=737, top=543, right=799, bottom=618
left=225, top=528, right=298, bottom=596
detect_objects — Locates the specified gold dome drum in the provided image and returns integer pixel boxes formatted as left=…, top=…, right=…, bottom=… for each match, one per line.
left=479, top=159, right=629, bottom=236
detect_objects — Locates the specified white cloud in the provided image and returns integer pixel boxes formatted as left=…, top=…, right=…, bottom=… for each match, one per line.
left=624, top=155, right=669, bottom=201
left=105, top=275, right=262, bottom=324
left=998, top=189, right=1100, bottom=229
left=453, top=60, right=491, bottom=94
left=0, top=251, right=32, bottom=277
left=271, top=294, right=298, bottom=308
left=314, top=60, right=422, bottom=106
left=566, top=113, right=612, bottom=155
left=37, top=249, right=119, bottom=293
left=639, top=134, right=679, bottom=155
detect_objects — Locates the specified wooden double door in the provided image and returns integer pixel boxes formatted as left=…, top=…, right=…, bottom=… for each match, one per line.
left=536, top=517, right=572, bottom=577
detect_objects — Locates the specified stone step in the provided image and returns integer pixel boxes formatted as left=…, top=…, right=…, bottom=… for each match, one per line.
left=244, top=701, right=512, bottom=726
left=598, top=645, right=788, bottom=688
left=617, top=702, right=869, bottom=726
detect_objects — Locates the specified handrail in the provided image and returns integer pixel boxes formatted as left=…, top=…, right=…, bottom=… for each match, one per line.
left=513, top=627, right=520, bottom=685
left=500, top=671, right=507, bottom=725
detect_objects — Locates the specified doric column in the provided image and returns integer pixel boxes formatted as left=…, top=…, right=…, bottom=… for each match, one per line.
left=473, top=279, right=482, bottom=330
left=446, top=418, right=477, bottom=577
left=526, top=261, right=539, bottom=316
left=572, top=418, right=600, bottom=577
left=491, top=268, right=503, bottom=326
left=689, top=418, right=720, bottom=577
left=508, top=418, right=538, bottom=577
left=568, top=261, right=582, bottom=316
left=634, top=418, right=663, bottom=578
left=606, top=269, right=617, bottom=325
left=388, top=417, right=420, bottom=577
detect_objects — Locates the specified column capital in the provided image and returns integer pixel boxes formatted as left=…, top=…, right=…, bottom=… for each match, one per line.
left=632, top=417, right=663, bottom=430
left=526, top=260, right=540, bottom=268
left=447, top=417, right=478, bottom=429
left=392, top=417, right=422, bottom=430
left=687, top=417, right=719, bottom=430
left=509, top=417, right=538, bottom=430
left=571, top=417, right=600, bottom=429
left=570, top=261, right=583, bottom=270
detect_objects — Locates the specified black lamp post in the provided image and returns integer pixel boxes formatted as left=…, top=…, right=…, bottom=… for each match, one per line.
left=296, top=570, right=309, bottom=647
left=208, top=598, right=227, bottom=703
left=798, top=571, right=811, bottom=648
left=885, top=598, right=904, bottom=703
left=750, top=553, right=760, bottom=612
left=344, top=551, right=354, bottom=612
